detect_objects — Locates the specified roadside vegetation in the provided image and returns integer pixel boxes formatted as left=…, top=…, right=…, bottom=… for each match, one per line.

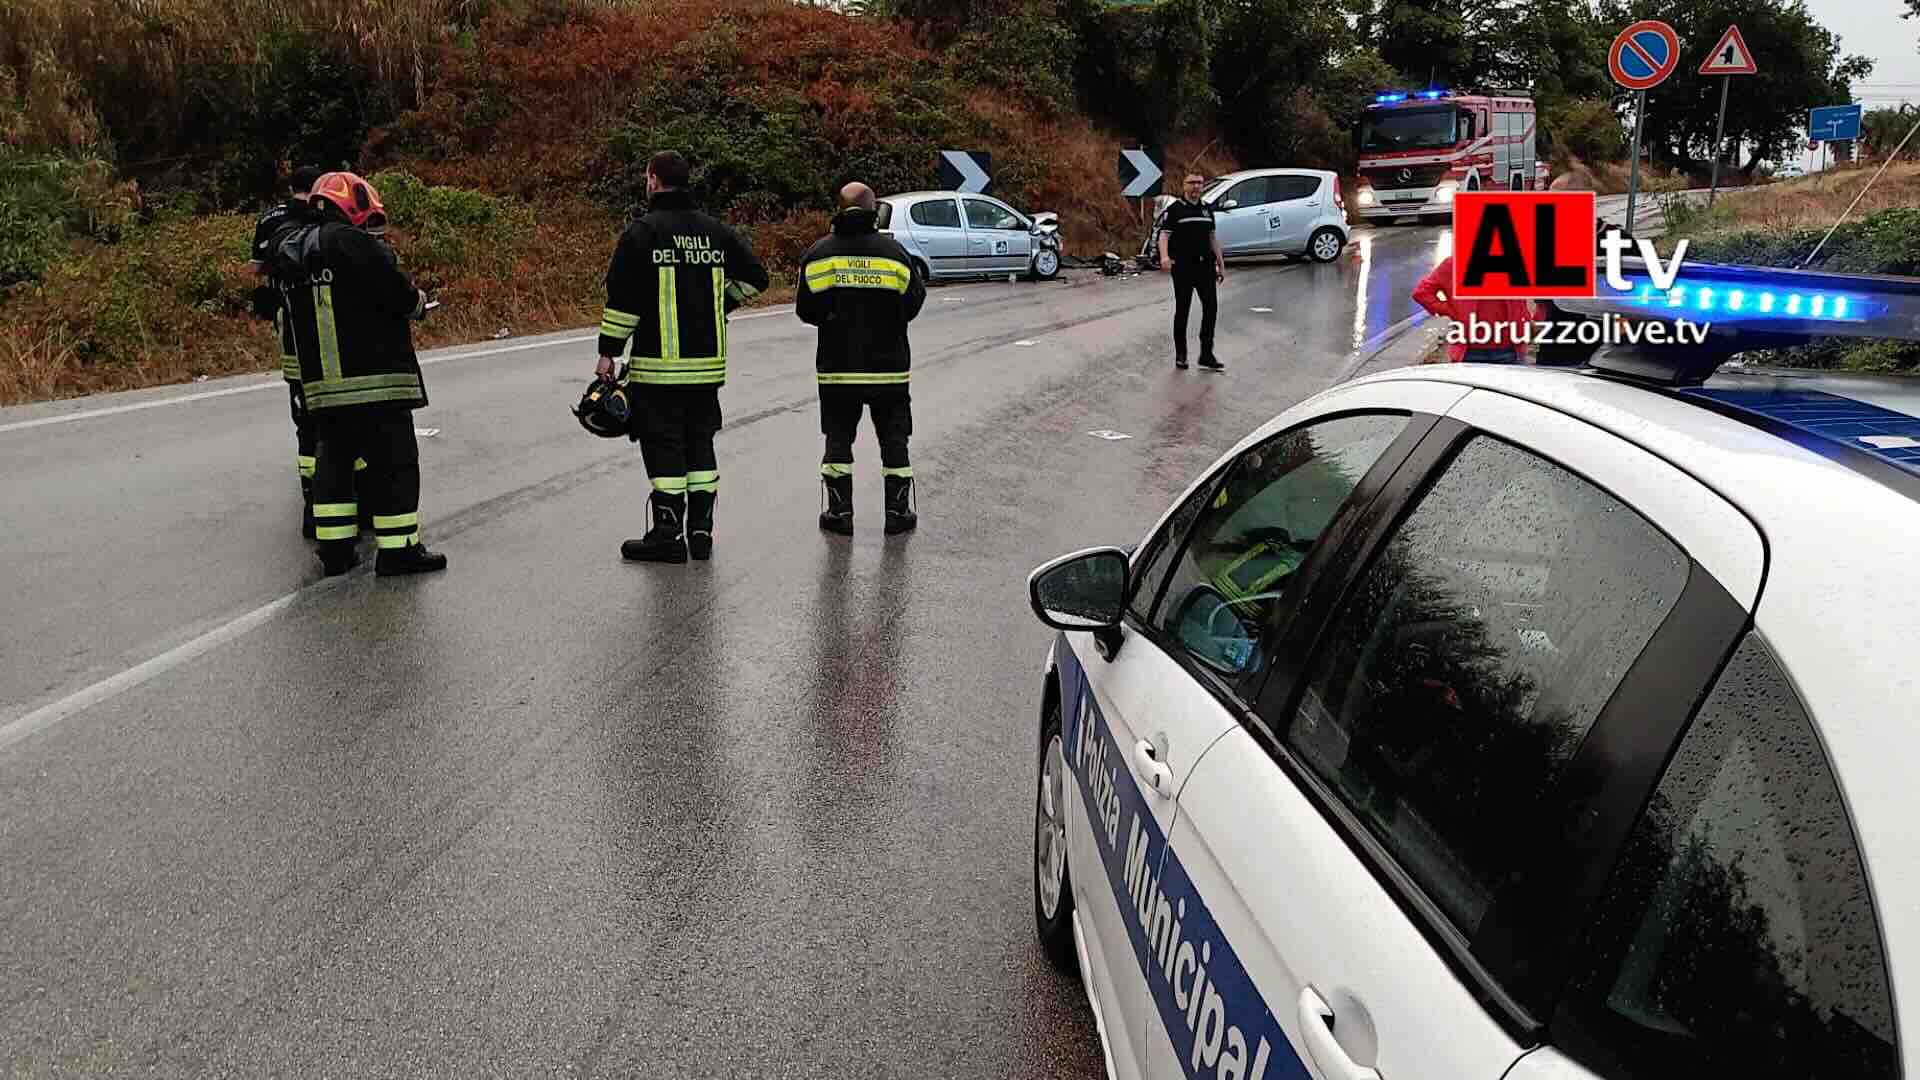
left=1662, top=165, right=1920, bottom=373
left=0, top=0, right=1884, bottom=402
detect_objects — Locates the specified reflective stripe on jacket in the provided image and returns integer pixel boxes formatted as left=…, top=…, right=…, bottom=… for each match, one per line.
left=273, top=220, right=428, bottom=411
left=598, top=190, right=771, bottom=387
left=795, top=208, right=927, bottom=384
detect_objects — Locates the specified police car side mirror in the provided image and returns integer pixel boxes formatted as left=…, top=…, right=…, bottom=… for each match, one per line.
left=1219, top=200, right=1239, bottom=211
left=1028, top=547, right=1129, bottom=632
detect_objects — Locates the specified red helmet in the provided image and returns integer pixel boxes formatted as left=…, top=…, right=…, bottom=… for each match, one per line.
left=308, top=171, right=387, bottom=230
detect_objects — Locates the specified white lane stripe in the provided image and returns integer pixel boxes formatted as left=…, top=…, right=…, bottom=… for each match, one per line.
left=0, top=306, right=796, bottom=437
left=0, top=590, right=305, bottom=753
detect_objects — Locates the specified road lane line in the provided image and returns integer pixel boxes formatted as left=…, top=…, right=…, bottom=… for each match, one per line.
left=0, top=307, right=796, bottom=436
left=0, top=589, right=309, bottom=753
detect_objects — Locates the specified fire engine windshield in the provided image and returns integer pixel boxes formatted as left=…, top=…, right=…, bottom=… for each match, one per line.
left=1361, top=107, right=1459, bottom=152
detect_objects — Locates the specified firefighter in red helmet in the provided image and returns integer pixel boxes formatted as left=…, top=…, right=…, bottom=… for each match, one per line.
left=268, top=171, right=447, bottom=577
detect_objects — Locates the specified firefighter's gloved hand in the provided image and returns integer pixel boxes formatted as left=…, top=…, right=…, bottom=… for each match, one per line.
left=595, top=354, right=617, bottom=380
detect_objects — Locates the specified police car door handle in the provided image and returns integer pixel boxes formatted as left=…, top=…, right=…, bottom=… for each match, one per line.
left=1297, top=988, right=1381, bottom=1080
left=1131, top=740, right=1173, bottom=799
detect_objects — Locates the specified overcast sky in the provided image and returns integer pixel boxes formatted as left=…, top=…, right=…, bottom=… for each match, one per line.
left=1811, top=0, right=1919, bottom=107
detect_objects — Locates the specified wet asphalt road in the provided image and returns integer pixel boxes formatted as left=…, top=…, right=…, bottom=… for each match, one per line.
left=0, top=223, right=1450, bottom=1076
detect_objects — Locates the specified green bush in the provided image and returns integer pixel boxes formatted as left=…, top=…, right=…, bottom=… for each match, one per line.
left=1545, top=98, right=1625, bottom=168
left=367, top=168, right=533, bottom=278
left=0, top=152, right=136, bottom=288
left=257, top=33, right=393, bottom=174
left=1687, top=207, right=1920, bottom=372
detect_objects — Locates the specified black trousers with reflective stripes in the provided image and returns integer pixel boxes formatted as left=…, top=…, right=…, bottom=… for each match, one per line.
left=1172, top=262, right=1218, bottom=362
left=311, top=407, right=421, bottom=551
left=819, top=384, right=911, bottom=475
left=633, top=386, right=722, bottom=500
left=289, top=381, right=317, bottom=492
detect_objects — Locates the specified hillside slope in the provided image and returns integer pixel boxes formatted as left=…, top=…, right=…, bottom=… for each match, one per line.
left=1, top=0, right=1234, bottom=404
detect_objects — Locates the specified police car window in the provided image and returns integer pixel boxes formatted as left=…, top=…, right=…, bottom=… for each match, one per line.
left=1554, top=634, right=1897, bottom=1080
left=1128, top=482, right=1214, bottom=626
left=1286, top=436, right=1685, bottom=935
left=875, top=201, right=894, bottom=229
left=910, top=199, right=961, bottom=229
left=964, top=199, right=1022, bottom=231
left=1153, top=414, right=1407, bottom=680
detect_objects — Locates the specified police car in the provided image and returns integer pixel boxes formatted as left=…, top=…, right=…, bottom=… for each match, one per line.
left=1025, top=259, right=1920, bottom=1080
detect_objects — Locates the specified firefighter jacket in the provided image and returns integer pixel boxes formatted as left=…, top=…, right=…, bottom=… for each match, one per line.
left=598, top=190, right=770, bottom=388
left=795, top=208, right=927, bottom=386
left=271, top=220, right=429, bottom=412
left=252, top=199, right=311, bottom=382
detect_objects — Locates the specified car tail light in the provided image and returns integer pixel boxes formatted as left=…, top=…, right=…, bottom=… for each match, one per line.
left=1333, top=184, right=1346, bottom=210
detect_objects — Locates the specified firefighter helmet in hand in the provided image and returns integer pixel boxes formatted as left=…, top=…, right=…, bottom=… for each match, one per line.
left=573, top=375, right=632, bottom=438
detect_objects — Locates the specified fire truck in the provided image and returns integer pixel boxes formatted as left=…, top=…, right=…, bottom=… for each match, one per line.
left=1353, top=89, right=1550, bottom=225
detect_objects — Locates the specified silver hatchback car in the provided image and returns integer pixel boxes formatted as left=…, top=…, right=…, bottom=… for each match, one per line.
left=877, top=191, right=1063, bottom=282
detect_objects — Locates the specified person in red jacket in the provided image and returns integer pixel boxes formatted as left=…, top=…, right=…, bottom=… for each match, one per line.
left=1412, top=256, right=1534, bottom=363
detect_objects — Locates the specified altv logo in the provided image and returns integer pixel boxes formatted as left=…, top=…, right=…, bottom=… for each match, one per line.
left=1451, top=192, right=1689, bottom=299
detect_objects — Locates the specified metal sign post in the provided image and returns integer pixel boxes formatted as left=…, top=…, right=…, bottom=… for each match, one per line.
left=1608, top=20, right=1681, bottom=237
left=1708, top=77, right=1731, bottom=205
left=1700, top=24, right=1759, bottom=206
left=1626, top=90, right=1648, bottom=234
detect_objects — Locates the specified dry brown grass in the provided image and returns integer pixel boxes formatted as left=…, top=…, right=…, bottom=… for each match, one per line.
left=1702, top=162, right=1920, bottom=234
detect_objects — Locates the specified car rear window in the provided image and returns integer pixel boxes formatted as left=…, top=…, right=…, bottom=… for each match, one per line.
left=909, top=199, right=961, bottom=229
left=876, top=201, right=893, bottom=229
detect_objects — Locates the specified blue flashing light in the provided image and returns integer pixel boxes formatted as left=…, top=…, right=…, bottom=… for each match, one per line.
left=1728, top=290, right=1745, bottom=311
left=1834, top=296, right=1849, bottom=318
left=1811, top=295, right=1827, bottom=317
left=1760, top=292, right=1776, bottom=313
left=1376, top=92, right=1409, bottom=103
left=1787, top=294, right=1804, bottom=315
left=1667, top=287, right=1686, bottom=307
left=1419, top=90, right=1447, bottom=99
left=1697, top=287, right=1715, bottom=311
left=1638, top=285, right=1654, bottom=304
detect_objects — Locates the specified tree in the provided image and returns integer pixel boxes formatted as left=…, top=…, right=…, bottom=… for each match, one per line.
left=1596, top=0, right=1872, bottom=176
left=1210, top=0, right=1361, bottom=162
left=1367, top=0, right=1474, bottom=90
left=1860, top=107, right=1917, bottom=159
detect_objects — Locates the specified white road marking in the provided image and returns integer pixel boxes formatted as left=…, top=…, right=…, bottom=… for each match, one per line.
left=0, top=307, right=795, bottom=436
left=0, top=589, right=309, bottom=753
left=1250, top=306, right=1274, bottom=313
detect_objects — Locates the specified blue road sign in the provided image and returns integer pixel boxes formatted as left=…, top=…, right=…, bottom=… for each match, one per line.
left=1809, top=104, right=1863, bottom=143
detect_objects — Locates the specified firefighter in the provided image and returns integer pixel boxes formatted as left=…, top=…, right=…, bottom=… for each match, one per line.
left=795, top=181, right=927, bottom=535
left=595, top=151, right=770, bottom=563
left=250, top=164, right=326, bottom=536
left=1157, top=173, right=1226, bottom=372
left=272, top=171, right=447, bottom=577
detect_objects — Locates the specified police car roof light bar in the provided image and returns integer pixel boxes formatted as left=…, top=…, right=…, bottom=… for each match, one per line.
left=1558, top=258, right=1920, bottom=386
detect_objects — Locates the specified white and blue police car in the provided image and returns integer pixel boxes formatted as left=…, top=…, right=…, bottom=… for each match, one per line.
left=1026, top=258, right=1920, bottom=1080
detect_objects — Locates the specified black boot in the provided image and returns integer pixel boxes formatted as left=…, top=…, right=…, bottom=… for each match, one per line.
left=687, top=491, right=715, bottom=561
left=884, top=475, right=918, bottom=535
left=819, top=474, right=854, bottom=535
left=376, top=543, right=449, bottom=576
left=318, top=540, right=359, bottom=577
left=623, top=492, right=688, bottom=563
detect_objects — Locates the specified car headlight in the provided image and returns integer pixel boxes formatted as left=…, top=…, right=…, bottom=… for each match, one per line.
left=1357, top=189, right=1377, bottom=207
left=1435, top=182, right=1458, bottom=204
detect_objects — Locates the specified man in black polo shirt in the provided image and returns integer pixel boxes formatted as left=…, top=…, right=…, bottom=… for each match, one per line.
left=1157, top=173, right=1226, bottom=372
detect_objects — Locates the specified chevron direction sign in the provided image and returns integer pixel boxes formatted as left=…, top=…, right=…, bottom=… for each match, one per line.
left=939, top=150, right=993, bottom=194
